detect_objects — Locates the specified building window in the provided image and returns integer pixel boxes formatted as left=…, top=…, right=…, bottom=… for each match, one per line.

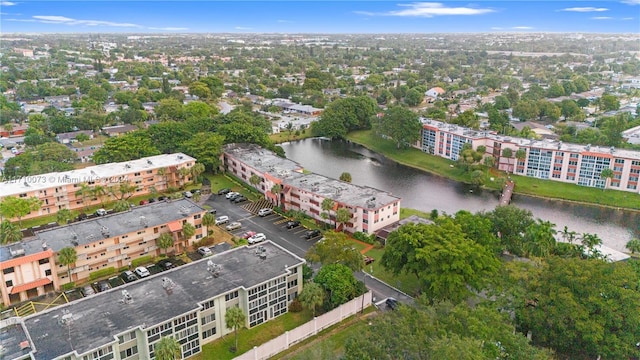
left=225, top=291, right=239, bottom=301
left=194, top=214, right=201, bottom=220
left=3, top=267, right=14, bottom=274
left=45, top=269, right=52, bottom=276
left=5, top=280, right=13, bottom=287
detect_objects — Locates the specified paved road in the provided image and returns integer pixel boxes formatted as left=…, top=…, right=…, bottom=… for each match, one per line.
left=203, top=194, right=413, bottom=306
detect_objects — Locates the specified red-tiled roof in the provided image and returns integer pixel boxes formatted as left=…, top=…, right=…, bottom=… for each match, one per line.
left=167, top=221, right=182, bottom=232
left=0, top=249, right=54, bottom=270
left=10, top=278, right=52, bottom=294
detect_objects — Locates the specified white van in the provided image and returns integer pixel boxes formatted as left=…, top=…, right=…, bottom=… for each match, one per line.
left=215, top=216, right=229, bottom=225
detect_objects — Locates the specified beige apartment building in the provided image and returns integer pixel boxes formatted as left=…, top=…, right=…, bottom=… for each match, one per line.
left=222, top=143, right=401, bottom=234
left=3, top=242, right=305, bottom=360
left=0, top=199, right=207, bottom=306
left=0, top=153, right=196, bottom=221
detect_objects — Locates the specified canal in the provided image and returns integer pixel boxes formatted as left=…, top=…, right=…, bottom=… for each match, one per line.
left=280, top=138, right=640, bottom=253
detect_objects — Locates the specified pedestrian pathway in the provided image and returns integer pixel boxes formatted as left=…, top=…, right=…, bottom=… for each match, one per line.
left=350, top=237, right=375, bottom=254
left=499, top=179, right=515, bottom=206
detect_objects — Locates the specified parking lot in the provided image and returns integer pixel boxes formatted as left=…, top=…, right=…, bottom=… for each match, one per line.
left=204, top=192, right=324, bottom=258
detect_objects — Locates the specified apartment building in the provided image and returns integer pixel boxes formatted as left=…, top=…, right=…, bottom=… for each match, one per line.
left=2, top=242, right=304, bottom=360
left=419, top=118, right=640, bottom=193
left=0, top=153, right=196, bottom=221
left=222, top=143, right=401, bottom=234
left=0, top=199, right=207, bottom=306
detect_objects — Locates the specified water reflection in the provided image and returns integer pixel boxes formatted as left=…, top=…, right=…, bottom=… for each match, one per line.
left=281, top=138, right=639, bottom=252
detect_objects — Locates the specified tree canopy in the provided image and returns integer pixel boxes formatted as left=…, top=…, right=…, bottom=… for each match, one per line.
left=375, top=106, right=422, bottom=149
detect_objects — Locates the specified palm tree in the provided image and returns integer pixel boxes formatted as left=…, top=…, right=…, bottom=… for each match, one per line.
left=182, top=223, right=196, bottom=241
left=157, top=233, right=174, bottom=256
left=202, top=213, right=216, bottom=236
left=154, top=336, right=181, bottom=360
left=335, top=207, right=352, bottom=232
left=270, top=184, right=282, bottom=208
left=75, top=183, right=92, bottom=211
left=249, top=174, right=261, bottom=189
left=225, top=306, right=246, bottom=352
left=321, top=198, right=335, bottom=228
left=109, top=182, right=137, bottom=201
left=178, top=167, right=192, bottom=189
left=113, top=200, right=131, bottom=213
left=157, top=167, right=169, bottom=189
left=339, top=172, right=352, bottom=183
left=600, top=168, right=613, bottom=190
left=58, top=247, right=77, bottom=283
left=91, top=185, right=107, bottom=207
left=56, top=208, right=73, bottom=225
left=625, top=238, right=640, bottom=254
left=0, top=221, right=23, bottom=244
left=501, top=148, right=514, bottom=174
left=515, top=149, right=527, bottom=172
left=190, top=163, right=206, bottom=185
left=298, top=282, right=325, bottom=317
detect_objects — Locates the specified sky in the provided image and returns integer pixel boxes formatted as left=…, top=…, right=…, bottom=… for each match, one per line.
left=0, top=1, right=639, bottom=34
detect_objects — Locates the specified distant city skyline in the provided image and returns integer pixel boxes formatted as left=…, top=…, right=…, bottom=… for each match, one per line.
left=1, top=1, right=639, bottom=34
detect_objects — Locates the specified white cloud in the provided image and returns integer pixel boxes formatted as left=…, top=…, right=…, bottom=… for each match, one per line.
left=622, top=17, right=635, bottom=20
left=512, top=26, right=533, bottom=29
left=491, top=27, right=503, bottom=30
left=591, top=16, right=613, bottom=20
left=147, top=27, right=188, bottom=31
left=0, top=1, right=17, bottom=6
left=277, top=19, right=293, bottom=23
left=561, top=7, right=609, bottom=12
left=234, top=26, right=252, bottom=30
left=621, top=0, right=640, bottom=5
left=32, top=15, right=141, bottom=27
left=355, top=2, right=495, bottom=17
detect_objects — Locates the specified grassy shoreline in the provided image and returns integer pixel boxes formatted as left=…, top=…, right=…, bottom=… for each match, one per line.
left=345, top=130, right=640, bottom=211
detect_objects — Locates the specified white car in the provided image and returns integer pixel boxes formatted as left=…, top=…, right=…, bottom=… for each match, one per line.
left=198, top=246, right=213, bottom=257
left=225, top=222, right=242, bottom=231
left=96, top=208, right=107, bottom=216
left=258, top=208, right=273, bottom=217
left=247, top=233, right=266, bottom=244
left=215, top=216, right=229, bottom=225
left=225, top=191, right=240, bottom=199
left=134, top=266, right=150, bottom=278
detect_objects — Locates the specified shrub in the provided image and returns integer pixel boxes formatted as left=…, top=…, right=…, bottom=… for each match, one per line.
left=89, top=267, right=116, bottom=281
left=193, top=236, right=215, bottom=249
left=61, top=282, right=75, bottom=291
left=289, top=298, right=303, bottom=312
left=131, top=255, right=153, bottom=268
left=353, top=232, right=375, bottom=245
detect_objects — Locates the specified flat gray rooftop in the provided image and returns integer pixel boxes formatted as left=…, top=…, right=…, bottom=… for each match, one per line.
left=224, top=143, right=400, bottom=209
left=22, top=241, right=304, bottom=360
left=0, top=320, right=30, bottom=360
left=0, top=199, right=205, bottom=262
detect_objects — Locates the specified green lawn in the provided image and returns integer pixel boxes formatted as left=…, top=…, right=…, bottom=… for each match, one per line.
left=346, top=130, right=640, bottom=210
left=400, top=208, right=434, bottom=220
left=363, top=248, right=421, bottom=296
left=270, top=130, right=315, bottom=144
left=193, top=310, right=313, bottom=360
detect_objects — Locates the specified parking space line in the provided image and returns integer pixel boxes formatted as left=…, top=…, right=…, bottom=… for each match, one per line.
left=274, top=219, right=288, bottom=225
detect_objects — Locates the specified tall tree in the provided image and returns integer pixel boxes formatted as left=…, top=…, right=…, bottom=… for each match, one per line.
left=321, top=198, right=335, bottom=228
left=600, top=168, right=613, bottom=189
left=335, top=207, right=352, bottom=232
left=306, top=231, right=363, bottom=272
left=249, top=174, right=261, bottom=189
left=190, top=163, right=206, bottom=185
left=56, top=208, right=73, bottom=225
left=202, top=213, right=216, bottom=236
left=626, top=238, right=640, bottom=254
left=0, top=221, right=23, bottom=244
left=109, top=182, right=137, bottom=201
left=486, top=205, right=534, bottom=256
left=270, top=184, right=282, bottom=208
left=58, top=247, right=78, bottom=283
left=157, top=233, right=174, bottom=256
left=339, top=172, right=352, bottom=183
left=377, top=106, right=422, bottom=149
left=181, top=133, right=225, bottom=172
left=314, top=263, right=362, bottom=308
left=93, top=133, right=160, bottom=164
left=297, top=282, right=325, bottom=317
left=517, top=257, right=640, bottom=359
left=154, top=336, right=181, bottom=360
left=225, top=306, right=246, bottom=352
left=0, top=196, right=41, bottom=227
left=182, top=223, right=196, bottom=241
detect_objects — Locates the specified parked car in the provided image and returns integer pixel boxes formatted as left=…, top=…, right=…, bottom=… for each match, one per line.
left=208, top=209, right=217, bottom=215
left=139, top=200, right=149, bottom=205
left=364, top=256, right=375, bottom=265
left=121, top=270, right=138, bottom=283
left=304, top=229, right=322, bottom=239
left=226, top=191, right=240, bottom=199
left=81, top=285, right=95, bottom=297
left=248, top=233, right=267, bottom=244
left=148, top=198, right=157, bottom=203
left=233, top=196, right=248, bottom=204
left=215, top=216, right=229, bottom=225
left=386, top=297, right=399, bottom=311
left=96, top=280, right=111, bottom=292
left=286, top=220, right=301, bottom=229
left=95, top=208, right=107, bottom=216
left=217, top=188, right=231, bottom=195
left=158, top=196, right=167, bottom=201
left=258, top=208, right=273, bottom=217
left=241, top=231, right=257, bottom=239
left=198, top=246, right=213, bottom=257
left=182, top=191, right=193, bottom=198
left=134, top=266, right=151, bottom=278
left=157, top=260, right=175, bottom=271
left=226, top=222, right=242, bottom=231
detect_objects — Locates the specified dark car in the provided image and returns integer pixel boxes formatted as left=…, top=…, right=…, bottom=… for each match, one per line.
left=233, top=196, right=248, bottom=203
left=157, top=260, right=175, bottom=271
left=217, top=188, right=231, bottom=195
left=121, top=270, right=138, bottom=283
left=386, top=297, right=399, bottom=310
left=158, top=196, right=166, bottom=201
left=96, top=280, right=111, bottom=292
left=148, top=198, right=157, bottom=203
left=208, top=209, right=217, bottom=215
left=304, top=229, right=322, bottom=239
left=286, top=220, right=301, bottom=229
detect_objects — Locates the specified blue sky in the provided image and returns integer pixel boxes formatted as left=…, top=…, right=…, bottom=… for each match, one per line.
left=1, top=1, right=639, bottom=33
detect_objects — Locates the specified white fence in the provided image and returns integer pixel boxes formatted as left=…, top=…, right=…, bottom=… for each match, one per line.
left=234, top=291, right=373, bottom=360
